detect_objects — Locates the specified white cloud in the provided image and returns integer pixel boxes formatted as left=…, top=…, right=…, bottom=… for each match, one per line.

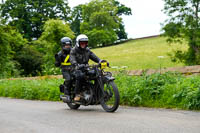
left=68, top=0, right=90, bottom=8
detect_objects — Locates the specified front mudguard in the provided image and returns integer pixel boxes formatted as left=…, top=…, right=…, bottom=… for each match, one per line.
left=102, top=75, right=115, bottom=83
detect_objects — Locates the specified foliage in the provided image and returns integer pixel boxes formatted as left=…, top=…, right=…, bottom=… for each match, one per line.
left=80, top=0, right=119, bottom=47
left=38, top=19, right=75, bottom=54
left=0, top=78, right=64, bottom=101
left=0, top=0, right=71, bottom=40
left=0, top=25, right=26, bottom=78
left=0, top=26, right=13, bottom=78
left=116, top=23, right=128, bottom=40
left=15, top=45, right=43, bottom=76
left=1, top=73, right=200, bottom=110
left=75, top=0, right=132, bottom=47
left=162, top=0, right=200, bottom=65
left=83, top=29, right=117, bottom=48
left=114, top=0, right=132, bottom=40
left=35, top=19, right=75, bottom=75
left=70, top=5, right=83, bottom=37
left=116, top=72, right=200, bottom=110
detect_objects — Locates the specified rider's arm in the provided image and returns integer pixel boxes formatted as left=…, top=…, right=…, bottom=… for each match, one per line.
left=89, top=50, right=101, bottom=63
left=70, top=48, right=78, bottom=66
left=55, top=51, right=62, bottom=67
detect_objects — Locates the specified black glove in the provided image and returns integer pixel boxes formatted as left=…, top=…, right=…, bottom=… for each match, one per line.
left=100, top=60, right=107, bottom=63
left=55, top=54, right=61, bottom=67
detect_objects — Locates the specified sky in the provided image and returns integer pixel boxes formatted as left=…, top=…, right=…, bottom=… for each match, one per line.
left=68, top=0, right=168, bottom=39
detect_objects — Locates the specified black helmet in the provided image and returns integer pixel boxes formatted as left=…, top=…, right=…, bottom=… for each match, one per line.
left=61, top=37, right=72, bottom=47
left=60, top=37, right=72, bottom=53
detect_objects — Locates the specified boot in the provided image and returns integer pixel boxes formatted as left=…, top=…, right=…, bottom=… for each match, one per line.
left=64, top=82, right=71, bottom=95
left=74, top=94, right=81, bottom=101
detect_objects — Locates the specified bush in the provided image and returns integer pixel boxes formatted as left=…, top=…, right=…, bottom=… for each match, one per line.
left=0, top=25, right=26, bottom=78
left=1, top=73, right=200, bottom=110
left=0, top=78, right=64, bottom=101
left=15, top=45, right=43, bottom=76
left=115, top=72, right=200, bottom=110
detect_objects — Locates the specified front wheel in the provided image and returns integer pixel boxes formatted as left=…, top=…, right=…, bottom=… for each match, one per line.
left=100, top=81, right=120, bottom=112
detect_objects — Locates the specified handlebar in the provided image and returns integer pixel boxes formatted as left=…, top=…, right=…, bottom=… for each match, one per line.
left=87, top=62, right=109, bottom=69
left=76, top=62, right=109, bottom=70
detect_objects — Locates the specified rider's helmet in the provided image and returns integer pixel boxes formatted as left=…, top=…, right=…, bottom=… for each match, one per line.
left=60, top=37, right=72, bottom=53
left=76, top=34, right=88, bottom=50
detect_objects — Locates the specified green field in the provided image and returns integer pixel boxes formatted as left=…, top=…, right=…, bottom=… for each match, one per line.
left=92, top=36, right=188, bottom=70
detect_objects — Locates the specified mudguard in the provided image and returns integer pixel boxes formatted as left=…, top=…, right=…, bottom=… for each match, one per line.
left=103, top=75, right=115, bottom=82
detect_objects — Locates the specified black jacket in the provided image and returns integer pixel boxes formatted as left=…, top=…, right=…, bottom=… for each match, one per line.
left=55, top=50, right=72, bottom=69
left=70, top=46, right=101, bottom=65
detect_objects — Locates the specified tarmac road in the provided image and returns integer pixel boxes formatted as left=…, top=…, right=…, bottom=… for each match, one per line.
left=0, top=98, right=200, bottom=133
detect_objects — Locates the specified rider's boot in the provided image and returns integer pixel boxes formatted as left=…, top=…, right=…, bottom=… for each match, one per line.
left=64, top=82, right=71, bottom=102
left=74, top=94, right=81, bottom=101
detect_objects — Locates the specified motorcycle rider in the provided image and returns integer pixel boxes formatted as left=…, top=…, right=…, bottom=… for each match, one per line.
left=55, top=37, right=73, bottom=96
left=70, top=34, right=106, bottom=101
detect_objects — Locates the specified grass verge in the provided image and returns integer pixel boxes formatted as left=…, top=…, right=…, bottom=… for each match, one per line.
left=1, top=73, right=200, bottom=110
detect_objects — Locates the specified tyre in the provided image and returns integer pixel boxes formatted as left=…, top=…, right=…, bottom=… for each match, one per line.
left=100, top=81, right=120, bottom=112
left=67, top=103, right=80, bottom=110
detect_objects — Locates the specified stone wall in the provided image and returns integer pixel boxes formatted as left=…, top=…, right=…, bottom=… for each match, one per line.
left=127, top=65, right=200, bottom=76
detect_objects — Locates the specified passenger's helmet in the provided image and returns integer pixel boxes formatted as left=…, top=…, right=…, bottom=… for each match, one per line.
left=76, top=34, right=88, bottom=49
left=60, top=37, right=72, bottom=53
left=61, top=37, right=72, bottom=47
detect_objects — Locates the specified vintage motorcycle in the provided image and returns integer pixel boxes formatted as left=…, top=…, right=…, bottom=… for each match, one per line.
left=60, top=62, right=120, bottom=112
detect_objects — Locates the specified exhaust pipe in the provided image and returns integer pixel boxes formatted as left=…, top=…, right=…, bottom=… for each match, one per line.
left=60, top=95, right=71, bottom=103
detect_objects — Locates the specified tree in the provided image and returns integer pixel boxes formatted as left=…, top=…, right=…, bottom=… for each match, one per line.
left=15, top=45, right=43, bottom=76
left=162, top=0, right=200, bottom=65
left=71, top=0, right=132, bottom=45
left=116, top=23, right=128, bottom=40
left=0, top=26, right=13, bottom=78
left=80, top=0, right=120, bottom=47
left=0, top=0, right=71, bottom=40
left=114, top=0, right=132, bottom=40
left=70, top=5, right=83, bottom=37
left=38, top=19, right=75, bottom=54
left=0, top=25, right=26, bottom=78
left=83, top=29, right=117, bottom=48
left=35, top=19, right=75, bottom=75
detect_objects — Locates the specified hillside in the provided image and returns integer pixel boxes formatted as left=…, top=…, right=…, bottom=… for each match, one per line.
left=92, top=36, right=188, bottom=70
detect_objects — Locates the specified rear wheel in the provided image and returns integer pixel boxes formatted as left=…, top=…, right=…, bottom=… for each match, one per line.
left=100, top=81, right=120, bottom=112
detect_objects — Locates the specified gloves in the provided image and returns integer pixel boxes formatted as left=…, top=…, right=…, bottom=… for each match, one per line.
left=100, top=60, right=109, bottom=67
left=100, top=60, right=107, bottom=63
left=55, top=54, right=61, bottom=67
